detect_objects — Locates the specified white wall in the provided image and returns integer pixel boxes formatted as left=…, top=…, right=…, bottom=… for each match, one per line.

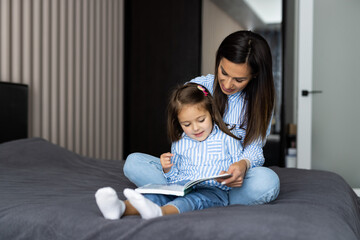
left=201, top=0, right=245, bottom=75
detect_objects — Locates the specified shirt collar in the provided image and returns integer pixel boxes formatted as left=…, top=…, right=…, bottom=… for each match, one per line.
left=227, top=90, right=242, bottom=102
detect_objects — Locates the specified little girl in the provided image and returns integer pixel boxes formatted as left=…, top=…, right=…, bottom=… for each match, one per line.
left=95, top=83, right=243, bottom=219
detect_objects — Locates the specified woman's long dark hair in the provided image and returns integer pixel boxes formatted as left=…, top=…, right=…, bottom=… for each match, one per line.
left=214, top=30, right=275, bottom=147
left=167, top=83, right=241, bottom=142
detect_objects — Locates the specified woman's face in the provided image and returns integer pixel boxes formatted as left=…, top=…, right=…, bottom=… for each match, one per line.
left=217, top=57, right=252, bottom=95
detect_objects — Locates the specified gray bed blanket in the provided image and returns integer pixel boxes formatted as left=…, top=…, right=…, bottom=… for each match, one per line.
left=1, top=138, right=359, bottom=240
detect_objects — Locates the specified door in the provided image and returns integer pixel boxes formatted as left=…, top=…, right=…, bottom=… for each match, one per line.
left=297, top=0, right=360, bottom=191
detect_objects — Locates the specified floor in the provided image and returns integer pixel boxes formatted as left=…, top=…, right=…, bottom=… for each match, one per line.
left=353, top=188, right=360, bottom=197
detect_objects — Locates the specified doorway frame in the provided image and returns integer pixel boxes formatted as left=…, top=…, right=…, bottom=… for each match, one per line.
left=296, top=0, right=313, bottom=170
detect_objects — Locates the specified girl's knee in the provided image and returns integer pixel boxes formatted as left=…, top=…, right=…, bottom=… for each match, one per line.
left=123, top=153, right=142, bottom=176
left=125, top=152, right=142, bottom=162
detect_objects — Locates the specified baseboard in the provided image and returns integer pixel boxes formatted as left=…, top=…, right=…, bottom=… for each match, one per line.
left=353, top=188, right=360, bottom=197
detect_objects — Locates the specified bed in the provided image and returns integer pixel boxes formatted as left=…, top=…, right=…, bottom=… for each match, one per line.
left=1, top=138, right=360, bottom=240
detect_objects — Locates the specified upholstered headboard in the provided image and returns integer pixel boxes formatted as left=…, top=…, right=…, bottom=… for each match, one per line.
left=0, top=82, right=28, bottom=144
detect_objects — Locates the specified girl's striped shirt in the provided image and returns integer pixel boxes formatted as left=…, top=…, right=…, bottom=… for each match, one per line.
left=164, top=124, right=242, bottom=191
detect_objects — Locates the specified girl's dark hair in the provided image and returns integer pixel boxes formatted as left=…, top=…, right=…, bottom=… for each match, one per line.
left=167, top=83, right=241, bottom=142
left=214, top=30, right=275, bottom=147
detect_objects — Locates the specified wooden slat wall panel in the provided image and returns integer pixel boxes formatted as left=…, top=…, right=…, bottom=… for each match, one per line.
left=0, top=0, right=124, bottom=160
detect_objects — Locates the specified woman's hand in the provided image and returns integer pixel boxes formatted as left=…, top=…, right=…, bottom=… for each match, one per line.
left=160, top=152, right=174, bottom=173
left=217, top=160, right=248, bottom=187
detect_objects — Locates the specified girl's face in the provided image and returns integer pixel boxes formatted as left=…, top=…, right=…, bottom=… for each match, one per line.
left=217, top=57, right=252, bottom=95
left=177, top=104, right=213, bottom=142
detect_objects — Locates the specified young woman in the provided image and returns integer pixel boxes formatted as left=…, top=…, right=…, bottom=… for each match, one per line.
left=124, top=30, right=280, bottom=205
left=96, top=83, right=243, bottom=219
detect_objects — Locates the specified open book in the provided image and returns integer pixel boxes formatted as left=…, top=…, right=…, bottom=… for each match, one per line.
left=135, top=173, right=232, bottom=196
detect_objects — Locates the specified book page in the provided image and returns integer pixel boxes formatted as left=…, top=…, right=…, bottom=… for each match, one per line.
left=184, top=173, right=232, bottom=189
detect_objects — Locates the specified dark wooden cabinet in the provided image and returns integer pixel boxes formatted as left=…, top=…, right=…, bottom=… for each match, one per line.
left=123, top=0, right=202, bottom=158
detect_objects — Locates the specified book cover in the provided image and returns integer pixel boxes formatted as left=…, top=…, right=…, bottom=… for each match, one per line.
left=135, top=173, right=232, bottom=196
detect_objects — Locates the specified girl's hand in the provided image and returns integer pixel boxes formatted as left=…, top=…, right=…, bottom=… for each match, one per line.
left=160, top=152, right=174, bottom=173
left=216, top=160, right=248, bottom=187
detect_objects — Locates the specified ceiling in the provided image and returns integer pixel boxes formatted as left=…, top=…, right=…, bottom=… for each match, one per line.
left=210, top=0, right=282, bottom=30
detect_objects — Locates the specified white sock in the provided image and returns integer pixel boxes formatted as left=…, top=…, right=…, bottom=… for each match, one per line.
left=95, top=187, right=126, bottom=220
left=123, top=188, right=163, bottom=219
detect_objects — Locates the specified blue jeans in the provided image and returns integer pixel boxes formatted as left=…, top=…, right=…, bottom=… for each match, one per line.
left=144, top=186, right=228, bottom=213
left=124, top=153, right=280, bottom=205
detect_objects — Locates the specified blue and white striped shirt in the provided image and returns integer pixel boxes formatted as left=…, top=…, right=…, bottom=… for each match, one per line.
left=190, top=74, right=271, bottom=168
left=164, top=124, right=242, bottom=191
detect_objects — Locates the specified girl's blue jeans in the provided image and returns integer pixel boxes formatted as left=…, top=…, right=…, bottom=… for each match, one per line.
left=144, top=186, right=228, bottom=213
left=124, top=153, right=280, bottom=205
